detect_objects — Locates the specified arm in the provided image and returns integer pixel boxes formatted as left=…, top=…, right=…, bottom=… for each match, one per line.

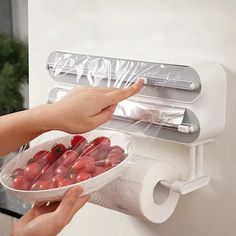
left=0, top=80, right=143, bottom=156
left=0, top=105, right=51, bottom=156
left=7, top=80, right=143, bottom=236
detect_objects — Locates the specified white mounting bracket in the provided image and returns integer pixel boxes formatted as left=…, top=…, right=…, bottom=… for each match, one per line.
left=160, top=144, right=210, bottom=194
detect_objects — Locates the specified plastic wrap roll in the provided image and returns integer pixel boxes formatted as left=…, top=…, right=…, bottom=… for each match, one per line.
left=90, top=156, right=181, bottom=223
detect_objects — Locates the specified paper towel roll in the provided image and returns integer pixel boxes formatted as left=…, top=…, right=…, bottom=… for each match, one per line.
left=90, top=156, right=181, bottom=223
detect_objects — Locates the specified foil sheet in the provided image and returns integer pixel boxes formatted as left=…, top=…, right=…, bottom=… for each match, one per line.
left=114, top=100, right=185, bottom=128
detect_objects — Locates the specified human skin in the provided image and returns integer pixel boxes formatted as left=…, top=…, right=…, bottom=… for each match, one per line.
left=12, top=186, right=89, bottom=236
left=0, top=80, right=143, bottom=236
left=0, top=80, right=143, bottom=156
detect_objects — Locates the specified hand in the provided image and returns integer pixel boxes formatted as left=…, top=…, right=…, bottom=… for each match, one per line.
left=0, top=79, right=143, bottom=156
left=46, top=79, right=144, bottom=133
left=12, top=187, right=89, bottom=236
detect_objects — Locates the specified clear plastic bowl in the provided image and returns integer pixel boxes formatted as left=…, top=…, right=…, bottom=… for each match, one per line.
left=0, top=130, right=134, bottom=202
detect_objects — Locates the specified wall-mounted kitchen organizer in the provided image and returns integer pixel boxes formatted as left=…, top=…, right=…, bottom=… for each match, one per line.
left=46, top=51, right=226, bottom=219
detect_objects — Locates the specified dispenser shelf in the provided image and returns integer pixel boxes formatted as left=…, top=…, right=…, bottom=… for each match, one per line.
left=46, top=51, right=226, bottom=145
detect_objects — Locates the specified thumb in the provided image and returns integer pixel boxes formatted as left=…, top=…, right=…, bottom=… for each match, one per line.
left=54, top=186, right=89, bottom=226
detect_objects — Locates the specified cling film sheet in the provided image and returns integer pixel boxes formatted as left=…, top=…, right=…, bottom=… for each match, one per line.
left=47, top=51, right=188, bottom=136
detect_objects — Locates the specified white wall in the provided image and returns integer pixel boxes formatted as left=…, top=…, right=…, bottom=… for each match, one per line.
left=28, top=1, right=236, bottom=235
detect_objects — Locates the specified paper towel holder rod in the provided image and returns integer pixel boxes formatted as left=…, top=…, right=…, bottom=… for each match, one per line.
left=160, top=144, right=209, bottom=195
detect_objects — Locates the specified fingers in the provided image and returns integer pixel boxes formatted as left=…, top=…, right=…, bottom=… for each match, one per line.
left=33, top=201, right=48, bottom=207
left=97, top=87, right=118, bottom=93
left=32, top=202, right=60, bottom=216
left=56, top=186, right=83, bottom=215
left=72, top=85, right=117, bottom=94
left=14, top=188, right=88, bottom=236
left=13, top=202, right=60, bottom=233
left=91, top=105, right=116, bottom=126
left=70, top=194, right=90, bottom=216
left=14, top=209, right=37, bottom=231
left=54, top=186, right=89, bottom=226
left=104, top=79, right=144, bottom=105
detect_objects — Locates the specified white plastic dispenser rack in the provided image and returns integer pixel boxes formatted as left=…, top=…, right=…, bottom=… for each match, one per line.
left=46, top=51, right=226, bottom=223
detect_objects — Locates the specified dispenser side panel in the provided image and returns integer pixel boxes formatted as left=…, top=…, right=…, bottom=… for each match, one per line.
left=189, top=62, right=226, bottom=144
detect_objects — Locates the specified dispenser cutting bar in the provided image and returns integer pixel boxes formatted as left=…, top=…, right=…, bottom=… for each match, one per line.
left=112, top=115, right=197, bottom=134
left=47, top=64, right=200, bottom=91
